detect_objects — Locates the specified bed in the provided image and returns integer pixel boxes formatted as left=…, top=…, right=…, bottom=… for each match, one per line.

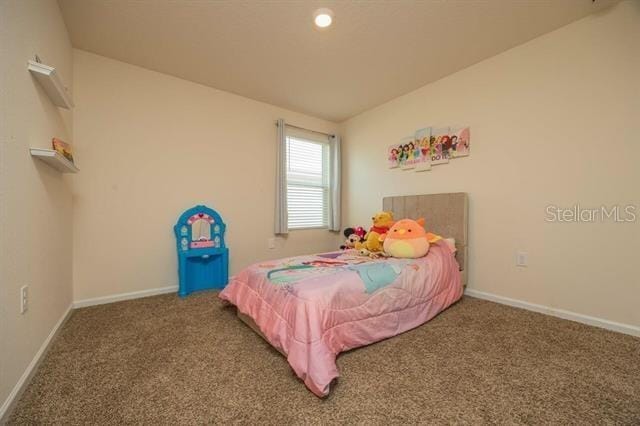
left=219, top=192, right=468, bottom=396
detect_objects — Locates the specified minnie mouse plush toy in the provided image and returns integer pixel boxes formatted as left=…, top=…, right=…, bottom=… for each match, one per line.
left=340, top=226, right=366, bottom=250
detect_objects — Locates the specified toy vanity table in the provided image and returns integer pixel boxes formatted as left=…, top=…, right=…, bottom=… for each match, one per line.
left=174, top=205, right=229, bottom=297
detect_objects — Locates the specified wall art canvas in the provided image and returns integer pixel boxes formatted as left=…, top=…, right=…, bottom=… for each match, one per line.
left=387, top=144, right=401, bottom=168
left=414, top=127, right=432, bottom=172
left=387, top=125, right=471, bottom=172
left=449, top=126, right=471, bottom=158
left=398, top=136, right=417, bottom=170
left=430, top=127, right=450, bottom=165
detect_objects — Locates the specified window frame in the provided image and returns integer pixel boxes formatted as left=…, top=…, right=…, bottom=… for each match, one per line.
left=285, top=128, right=331, bottom=231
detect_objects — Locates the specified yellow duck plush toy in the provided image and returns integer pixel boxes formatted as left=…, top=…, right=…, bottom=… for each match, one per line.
left=382, top=218, right=442, bottom=258
left=355, top=211, right=395, bottom=254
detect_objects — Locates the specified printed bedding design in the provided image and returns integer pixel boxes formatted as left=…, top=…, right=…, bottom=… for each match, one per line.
left=218, top=240, right=463, bottom=397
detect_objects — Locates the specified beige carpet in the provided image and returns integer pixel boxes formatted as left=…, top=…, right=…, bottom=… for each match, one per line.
left=8, top=293, right=640, bottom=424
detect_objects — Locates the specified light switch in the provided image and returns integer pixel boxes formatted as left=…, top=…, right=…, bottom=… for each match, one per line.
left=516, top=251, right=528, bottom=267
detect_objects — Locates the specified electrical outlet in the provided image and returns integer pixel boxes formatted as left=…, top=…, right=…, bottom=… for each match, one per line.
left=516, top=251, right=528, bottom=267
left=20, top=285, right=28, bottom=314
left=268, top=237, right=276, bottom=249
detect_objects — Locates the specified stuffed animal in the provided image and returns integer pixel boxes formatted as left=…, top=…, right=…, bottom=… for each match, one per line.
left=382, top=218, right=442, bottom=258
left=355, top=211, right=395, bottom=253
left=358, top=248, right=390, bottom=259
left=340, top=226, right=366, bottom=250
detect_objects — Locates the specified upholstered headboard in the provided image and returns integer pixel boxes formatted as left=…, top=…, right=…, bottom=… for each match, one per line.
left=382, top=192, right=468, bottom=286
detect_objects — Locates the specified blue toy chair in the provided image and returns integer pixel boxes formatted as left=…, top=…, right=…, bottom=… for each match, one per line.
left=174, top=205, right=229, bottom=297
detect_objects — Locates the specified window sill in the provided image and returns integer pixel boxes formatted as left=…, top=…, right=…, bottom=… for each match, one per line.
left=287, top=226, right=329, bottom=231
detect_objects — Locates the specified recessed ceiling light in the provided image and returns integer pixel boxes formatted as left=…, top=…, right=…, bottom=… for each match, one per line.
left=313, top=8, right=333, bottom=28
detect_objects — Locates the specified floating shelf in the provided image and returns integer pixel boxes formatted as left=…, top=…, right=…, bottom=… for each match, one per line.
left=30, top=148, right=79, bottom=173
left=27, top=60, right=74, bottom=109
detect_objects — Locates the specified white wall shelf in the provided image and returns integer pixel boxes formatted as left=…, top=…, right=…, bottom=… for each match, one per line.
left=27, top=60, right=74, bottom=109
left=30, top=148, right=79, bottom=173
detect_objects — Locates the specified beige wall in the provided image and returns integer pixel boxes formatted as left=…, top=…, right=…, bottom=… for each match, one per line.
left=341, top=1, right=640, bottom=328
left=0, top=0, right=74, bottom=413
left=71, top=50, right=340, bottom=302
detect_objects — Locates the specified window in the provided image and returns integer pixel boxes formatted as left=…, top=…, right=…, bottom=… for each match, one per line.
left=286, top=132, right=330, bottom=229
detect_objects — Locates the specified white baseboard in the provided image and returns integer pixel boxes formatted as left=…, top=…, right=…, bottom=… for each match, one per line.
left=0, top=304, right=73, bottom=423
left=72, top=285, right=178, bottom=308
left=465, top=288, right=640, bottom=338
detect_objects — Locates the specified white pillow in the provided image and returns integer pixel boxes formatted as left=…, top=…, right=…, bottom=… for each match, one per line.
left=443, top=237, right=456, bottom=252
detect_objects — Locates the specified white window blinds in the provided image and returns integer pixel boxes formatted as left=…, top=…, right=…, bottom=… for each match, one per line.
left=286, top=133, right=330, bottom=229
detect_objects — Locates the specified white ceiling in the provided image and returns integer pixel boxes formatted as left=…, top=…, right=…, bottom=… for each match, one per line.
left=57, top=0, right=617, bottom=122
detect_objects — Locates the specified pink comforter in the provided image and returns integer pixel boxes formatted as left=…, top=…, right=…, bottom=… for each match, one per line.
left=219, top=240, right=462, bottom=396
